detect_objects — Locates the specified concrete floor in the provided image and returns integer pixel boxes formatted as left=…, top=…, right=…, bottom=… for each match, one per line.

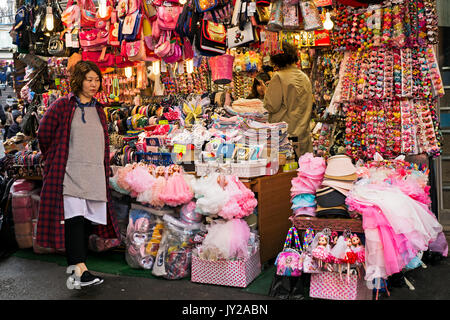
left=0, top=252, right=449, bottom=300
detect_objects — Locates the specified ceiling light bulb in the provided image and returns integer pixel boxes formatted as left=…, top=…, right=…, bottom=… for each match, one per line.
left=323, top=12, right=334, bottom=31
left=152, top=60, right=160, bottom=75
left=98, top=0, right=108, bottom=18
left=125, top=67, right=133, bottom=78
left=45, top=6, right=54, bottom=31
left=186, top=59, right=194, bottom=74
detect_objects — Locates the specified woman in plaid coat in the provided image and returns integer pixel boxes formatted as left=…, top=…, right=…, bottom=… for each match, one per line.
left=36, top=61, right=120, bottom=288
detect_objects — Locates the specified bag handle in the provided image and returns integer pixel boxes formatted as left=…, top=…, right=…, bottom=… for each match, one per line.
left=284, top=226, right=301, bottom=251
left=302, top=227, right=315, bottom=251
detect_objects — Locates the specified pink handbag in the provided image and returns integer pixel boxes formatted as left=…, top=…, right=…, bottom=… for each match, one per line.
left=154, top=31, right=172, bottom=58
left=79, top=28, right=109, bottom=49
left=61, top=0, right=80, bottom=29
left=79, top=0, right=99, bottom=28
left=126, top=39, right=147, bottom=61
left=163, top=39, right=182, bottom=63
left=183, top=38, right=194, bottom=59
left=82, top=49, right=115, bottom=68
left=157, top=4, right=183, bottom=31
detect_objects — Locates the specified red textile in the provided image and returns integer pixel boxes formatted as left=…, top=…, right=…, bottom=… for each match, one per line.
left=36, top=93, right=120, bottom=250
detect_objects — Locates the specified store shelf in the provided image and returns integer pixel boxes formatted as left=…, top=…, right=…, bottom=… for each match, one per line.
left=293, top=216, right=364, bottom=233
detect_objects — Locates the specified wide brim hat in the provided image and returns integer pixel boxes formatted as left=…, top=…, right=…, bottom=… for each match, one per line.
left=316, top=186, right=347, bottom=207
left=293, top=206, right=316, bottom=217
left=315, top=205, right=350, bottom=219
left=324, top=155, right=357, bottom=180
left=321, top=179, right=354, bottom=196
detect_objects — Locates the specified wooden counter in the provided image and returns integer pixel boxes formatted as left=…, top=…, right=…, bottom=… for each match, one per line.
left=243, top=171, right=297, bottom=263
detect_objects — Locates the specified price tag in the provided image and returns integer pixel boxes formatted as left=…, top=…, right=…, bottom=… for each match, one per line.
left=173, top=144, right=187, bottom=155
left=159, top=120, right=169, bottom=125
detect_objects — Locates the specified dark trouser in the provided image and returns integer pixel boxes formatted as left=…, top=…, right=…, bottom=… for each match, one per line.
left=64, top=216, right=92, bottom=266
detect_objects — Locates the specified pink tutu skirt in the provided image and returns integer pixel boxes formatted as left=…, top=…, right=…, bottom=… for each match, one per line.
left=159, top=173, right=194, bottom=207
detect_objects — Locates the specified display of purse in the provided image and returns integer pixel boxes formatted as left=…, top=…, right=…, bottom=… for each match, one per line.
left=82, top=48, right=115, bottom=68
left=122, top=10, right=143, bottom=42
left=299, top=0, right=323, bottom=31
left=194, top=0, right=218, bottom=13
left=79, top=0, right=100, bottom=28
left=196, top=19, right=227, bottom=56
left=267, top=0, right=283, bottom=32
left=61, top=0, right=81, bottom=30
left=274, top=227, right=303, bottom=277
left=155, top=30, right=173, bottom=57
left=109, top=10, right=121, bottom=47
left=48, top=33, right=70, bottom=57
left=126, top=39, right=147, bottom=61
left=79, top=27, right=109, bottom=49
left=283, top=3, right=301, bottom=30
left=226, top=22, right=255, bottom=48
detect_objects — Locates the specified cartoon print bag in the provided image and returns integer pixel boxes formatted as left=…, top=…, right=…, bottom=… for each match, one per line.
left=274, top=227, right=303, bottom=277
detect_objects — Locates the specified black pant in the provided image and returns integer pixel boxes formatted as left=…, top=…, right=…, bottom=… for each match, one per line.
left=64, top=216, right=92, bottom=266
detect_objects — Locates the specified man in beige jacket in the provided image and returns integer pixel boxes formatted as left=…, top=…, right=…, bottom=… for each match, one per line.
left=263, top=43, right=313, bottom=156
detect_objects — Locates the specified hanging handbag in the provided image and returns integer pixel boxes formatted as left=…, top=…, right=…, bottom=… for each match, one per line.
left=283, top=2, right=300, bottom=30
left=117, top=0, right=129, bottom=19
left=61, top=0, right=81, bottom=29
left=274, top=227, right=303, bottom=277
left=154, top=30, right=172, bottom=57
left=122, top=10, right=143, bottom=41
left=48, top=33, right=69, bottom=56
left=194, top=0, right=218, bottom=13
left=197, top=20, right=227, bottom=56
left=126, top=38, right=147, bottom=61
left=79, top=0, right=99, bottom=28
left=156, top=4, right=184, bottom=31
left=82, top=48, right=115, bottom=68
left=299, top=0, right=323, bottom=31
left=79, top=27, right=109, bottom=49
left=267, top=0, right=283, bottom=32
left=226, top=22, right=255, bottom=48
left=109, top=11, right=121, bottom=47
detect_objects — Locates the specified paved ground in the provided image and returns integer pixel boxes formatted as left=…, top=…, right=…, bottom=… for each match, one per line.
left=0, top=251, right=448, bottom=300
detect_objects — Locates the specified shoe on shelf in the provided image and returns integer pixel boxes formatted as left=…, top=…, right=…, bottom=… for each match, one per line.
left=79, top=271, right=104, bottom=287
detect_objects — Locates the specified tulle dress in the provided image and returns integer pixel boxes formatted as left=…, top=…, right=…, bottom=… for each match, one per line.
left=193, top=173, right=229, bottom=215
left=159, top=172, right=194, bottom=207
left=346, top=183, right=443, bottom=287
left=150, top=174, right=167, bottom=208
left=125, top=165, right=155, bottom=198
left=218, top=175, right=257, bottom=220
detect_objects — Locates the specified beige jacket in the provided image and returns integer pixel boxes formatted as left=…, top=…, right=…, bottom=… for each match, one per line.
left=263, top=65, right=313, bottom=155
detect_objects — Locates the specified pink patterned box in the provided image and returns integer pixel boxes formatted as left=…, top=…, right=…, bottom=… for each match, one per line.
left=191, top=251, right=261, bottom=288
left=310, top=271, right=373, bottom=300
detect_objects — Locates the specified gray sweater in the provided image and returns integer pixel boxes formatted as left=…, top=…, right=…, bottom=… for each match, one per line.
left=63, top=107, right=107, bottom=201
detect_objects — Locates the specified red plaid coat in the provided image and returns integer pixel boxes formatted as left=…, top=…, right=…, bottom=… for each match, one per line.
left=36, top=93, right=120, bottom=250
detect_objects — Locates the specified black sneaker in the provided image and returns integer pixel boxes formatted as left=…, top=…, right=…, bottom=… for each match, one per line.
left=79, top=271, right=104, bottom=287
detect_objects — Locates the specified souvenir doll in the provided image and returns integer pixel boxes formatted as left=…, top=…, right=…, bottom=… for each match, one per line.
left=160, top=164, right=194, bottom=207
left=311, top=233, right=331, bottom=269
left=351, top=234, right=366, bottom=271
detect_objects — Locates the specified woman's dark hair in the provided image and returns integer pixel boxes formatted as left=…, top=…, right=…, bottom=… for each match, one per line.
left=248, top=73, right=271, bottom=99
left=70, top=61, right=103, bottom=96
left=270, top=42, right=299, bottom=69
